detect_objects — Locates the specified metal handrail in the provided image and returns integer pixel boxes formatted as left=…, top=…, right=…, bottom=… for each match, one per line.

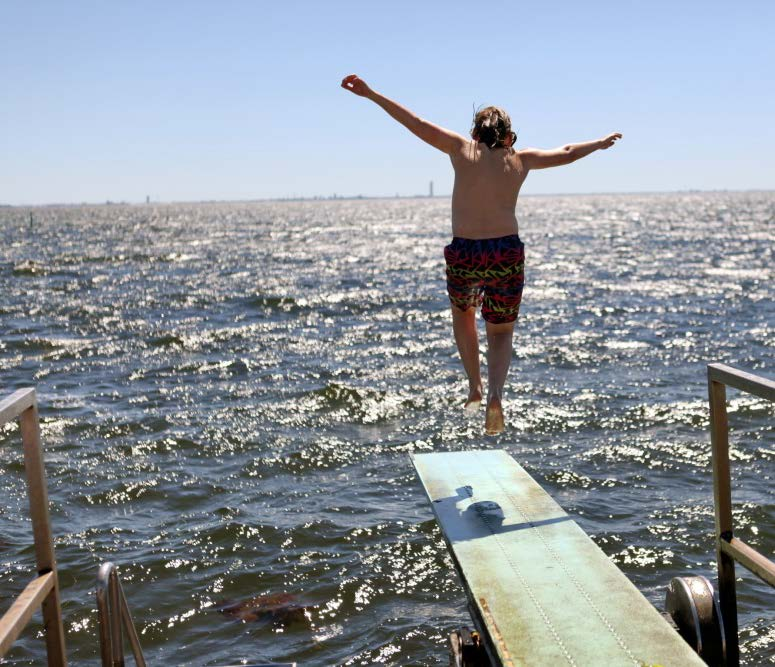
left=707, top=363, right=775, bottom=667
left=0, top=388, right=67, bottom=665
left=96, top=563, right=146, bottom=667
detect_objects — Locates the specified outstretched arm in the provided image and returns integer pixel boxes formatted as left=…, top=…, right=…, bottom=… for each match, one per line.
left=341, top=74, right=467, bottom=155
left=520, top=133, right=622, bottom=169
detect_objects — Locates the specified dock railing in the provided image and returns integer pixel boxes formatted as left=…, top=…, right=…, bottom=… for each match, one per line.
left=0, top=388, right=67, bottom=665
left=708, top=363, right=775, bottom=667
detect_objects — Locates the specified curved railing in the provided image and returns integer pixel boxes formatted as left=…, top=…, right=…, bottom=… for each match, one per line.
left=96, top=562, right=147, bottom=667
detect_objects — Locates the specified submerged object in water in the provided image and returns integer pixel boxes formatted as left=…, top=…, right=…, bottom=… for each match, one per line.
left=217, top=592, right=310, bottom=625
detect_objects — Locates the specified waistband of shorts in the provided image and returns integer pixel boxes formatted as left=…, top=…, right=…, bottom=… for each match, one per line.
left=450, top=233, right=523, bottom=245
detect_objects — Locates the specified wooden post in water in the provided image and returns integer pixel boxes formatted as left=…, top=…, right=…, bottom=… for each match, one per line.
left=708, top=376, right=739, bottom=667
left=19, top=401, right=67, bottom=666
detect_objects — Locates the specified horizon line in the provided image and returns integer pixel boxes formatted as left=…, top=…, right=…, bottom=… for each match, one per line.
left=1, top=187, right=773, bottom=209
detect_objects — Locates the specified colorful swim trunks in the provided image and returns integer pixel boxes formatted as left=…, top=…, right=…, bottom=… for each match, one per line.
left=443, top=234, right=525, bottom=324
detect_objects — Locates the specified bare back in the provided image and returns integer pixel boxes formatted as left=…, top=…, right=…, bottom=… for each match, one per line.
left=449, top=140, right=528, bottom=239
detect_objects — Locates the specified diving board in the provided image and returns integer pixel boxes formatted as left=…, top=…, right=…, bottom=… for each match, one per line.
left=412, top=450, right=705, bottom=667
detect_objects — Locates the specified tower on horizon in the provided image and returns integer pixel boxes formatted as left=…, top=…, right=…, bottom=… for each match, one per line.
left=429, top=181, right=434, bottom=198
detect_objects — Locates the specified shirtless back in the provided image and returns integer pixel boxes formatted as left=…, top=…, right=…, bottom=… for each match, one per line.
left=450, top=141, right=527, bottom=239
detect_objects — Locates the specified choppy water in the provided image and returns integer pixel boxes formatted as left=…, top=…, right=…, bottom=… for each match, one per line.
left=0, top=192, right=773, bottom=665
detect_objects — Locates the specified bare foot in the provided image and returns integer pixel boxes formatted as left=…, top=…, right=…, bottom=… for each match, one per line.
left=485, top=396, right=505, bottom=435
left=464, top=384, right=483, bottom=412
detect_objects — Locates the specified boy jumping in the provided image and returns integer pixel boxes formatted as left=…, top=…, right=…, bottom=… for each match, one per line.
left=341, top=74, right=621, bottom=434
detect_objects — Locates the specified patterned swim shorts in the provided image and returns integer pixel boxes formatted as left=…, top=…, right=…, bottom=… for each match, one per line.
left=443, top=234, right=525, bottom=324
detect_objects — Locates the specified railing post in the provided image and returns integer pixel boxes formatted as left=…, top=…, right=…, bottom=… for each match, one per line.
left=96, top=564, right=113, bottom=666
left=108, top=571, right=124, bottom=667
left=708, top=374, right=739, bottom=666
left=19, top=402, right=67, bottom=667
left=118, top=577, right=146, bottom=667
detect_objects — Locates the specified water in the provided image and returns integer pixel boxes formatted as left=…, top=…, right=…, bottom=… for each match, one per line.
left=0, top=192, right=772, bottom=665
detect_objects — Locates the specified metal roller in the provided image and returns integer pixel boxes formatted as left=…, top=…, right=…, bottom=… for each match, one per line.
left=449, top=626, right=489, bottom=667
left=665, top=575, right=726, bottom=666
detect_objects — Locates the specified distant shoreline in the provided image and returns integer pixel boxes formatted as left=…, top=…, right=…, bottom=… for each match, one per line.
left=1, top=188, right=772, bottom=209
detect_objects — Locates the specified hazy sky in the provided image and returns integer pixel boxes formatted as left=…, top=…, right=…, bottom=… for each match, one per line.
left=2, top=1, right=774, bottom=205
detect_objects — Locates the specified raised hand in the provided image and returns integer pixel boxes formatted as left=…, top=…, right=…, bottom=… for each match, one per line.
left=600, top=132, right=622, bottom=149
left=340, top=74, right=373, bottom=98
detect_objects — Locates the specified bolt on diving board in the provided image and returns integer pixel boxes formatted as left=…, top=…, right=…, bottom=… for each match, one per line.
left=411, top=450, right=705, bottom=667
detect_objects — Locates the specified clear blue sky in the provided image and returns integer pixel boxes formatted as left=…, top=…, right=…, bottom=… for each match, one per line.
left=2, top=1, right=774, bottom=205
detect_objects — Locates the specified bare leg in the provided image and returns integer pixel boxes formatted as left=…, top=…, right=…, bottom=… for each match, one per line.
left=484, top=320, right=515, bottom=434
left=451, top=305, right=482, bottom=409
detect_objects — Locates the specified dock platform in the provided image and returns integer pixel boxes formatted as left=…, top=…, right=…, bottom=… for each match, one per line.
left=412, top=449, right=705, bottom=666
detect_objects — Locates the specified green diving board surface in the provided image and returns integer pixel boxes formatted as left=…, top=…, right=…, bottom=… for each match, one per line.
left=412, top=450, right=705, bottom=667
